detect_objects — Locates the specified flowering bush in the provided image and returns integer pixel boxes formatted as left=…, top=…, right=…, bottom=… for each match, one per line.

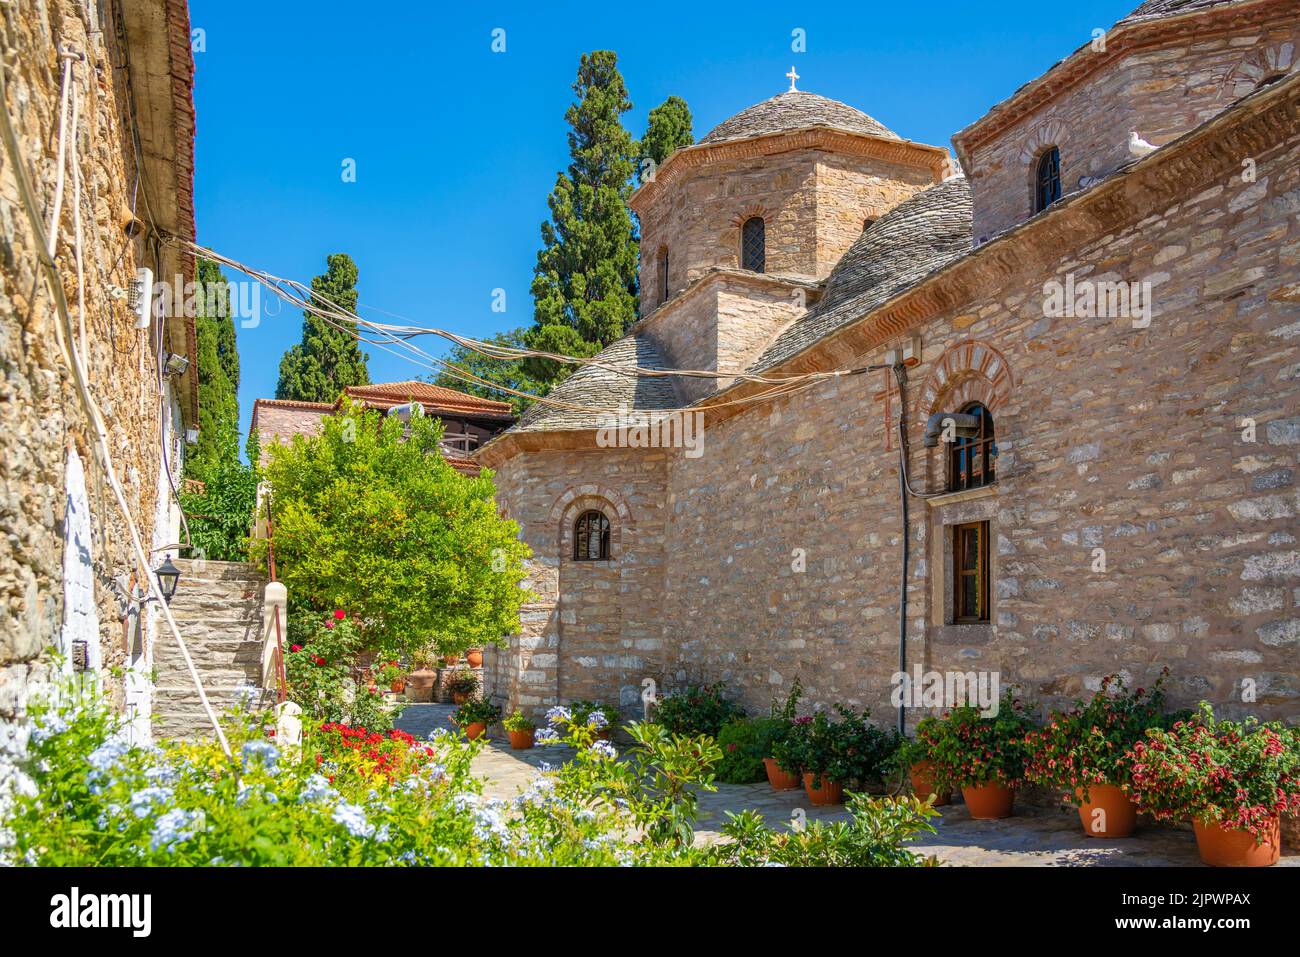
left=286, top=609, right=397, bottom=731
left=569, top=699, right=619, bottom=731
left=446, top=668, right=479, bottom=697
left=1023, top=671, right=1180, bottom=805
left=923, top=692, right=1039, bottom=790
left=1126, top=702, right=1300, bottom=841
left=312, top=723, right=436, bottom=786
left=708, top=793, right=940, bottom=867
left=653, top=683, right=744, bottom=738
left=716, top=717, right=789, bottom=784
left=770, top=706, right=899, bottom=788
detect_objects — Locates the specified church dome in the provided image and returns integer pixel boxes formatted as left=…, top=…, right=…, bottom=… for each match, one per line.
left=699, top=89, right=899, bottom=145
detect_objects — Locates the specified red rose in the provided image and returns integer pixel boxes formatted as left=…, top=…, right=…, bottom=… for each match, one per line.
left=290, top=644, right=303, bottom=652
left=334, top=609, right=347, bottom=620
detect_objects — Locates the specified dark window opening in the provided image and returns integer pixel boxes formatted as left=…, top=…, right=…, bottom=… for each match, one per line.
left=658, top=247, right=669, bottom=305
left=573, top=510, right=610, bottom=561
left=948, top=402, right=996, bottom=493
left=863, top=216, right=877, bottom=231
left=1035, top=146, right=1061, bottom=213
left=741, top=216, right=766, bottom=273
left=954, top=521, right=991, bottom=623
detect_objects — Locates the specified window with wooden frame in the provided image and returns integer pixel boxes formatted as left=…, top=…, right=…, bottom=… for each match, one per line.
left=740, top=216, right=766, bottom=273
left=953, top=521, right=990, bottom=623
left=1034, top=146, right=1061, bottom=213
left=947, top=402, right=996, bottom=492
left=573, top=510, right=610, bottom=561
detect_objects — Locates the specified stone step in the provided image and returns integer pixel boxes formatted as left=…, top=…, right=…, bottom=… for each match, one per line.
left=173, top=558, right=263, bottom=580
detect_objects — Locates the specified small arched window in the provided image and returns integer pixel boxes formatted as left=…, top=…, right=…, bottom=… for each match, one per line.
left=948, top=403, right=996, bottom=492
left=573, top=510, right=610, bottom=561
left=1034, top=147, right=1061, bottom=213
left=863, top=215, right=877, bottom=231
left=657, top=246, right=669, bottom=305
left=741, top=216, right=766, bottom=273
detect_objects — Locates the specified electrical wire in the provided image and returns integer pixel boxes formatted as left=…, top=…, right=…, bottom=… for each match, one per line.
left=0, top=46, right=230, bottom=755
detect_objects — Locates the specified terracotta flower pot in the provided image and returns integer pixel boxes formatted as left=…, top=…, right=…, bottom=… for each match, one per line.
left=1075, top=783, right=1137, bottom=838
left=405, top=668, right=436, bottom=702
left=802, top=772, right=845, bottom=806
left=390, top=680, right=406, bottom=694
left=763, top=757, right=800, bottom=791
left=508, top=729, right=535, bottom=750
left=961, top=782, right=1015, bottom=819
left=466, top=648, right=484, bottom=668
left=909, top=761, right=951, bottom=806
left=1193, top=816, right=1280, bottom=867
left=463, top=722, right=487, bottom=741
left=443, top=654, right=460, bottom=666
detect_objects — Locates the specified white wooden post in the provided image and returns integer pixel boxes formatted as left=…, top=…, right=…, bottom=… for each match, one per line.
left=262, top=581, right=287, bottom=690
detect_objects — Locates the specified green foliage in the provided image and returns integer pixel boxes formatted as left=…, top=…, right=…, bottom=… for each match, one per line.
left=286, top=609, right=399, bottom=731
left=716, top=717, right=788, bottom=784
left=569, top=699, right=619, bottom=729
left=653, top=682, right=744, bottom=739
left=526, top=51, right=640, bottom=387
left=253, top=401, right=532, bottom=658
left=772, top=706, right=901, bottom=788
left=185, top=258, right=241, bottom=484
left=502, top=710, right=535, bottom=733
left=709, top=794, right=940, bottom=867
left=275, top=253, right=370, bottom=402
left=922, top=692, right=1040, bottom=790
left=1023, top=670, right=1183, bottom=804
left=638, top=95, right=693, bottom=168
left=452, top=699, right=501, bottom=728
left=445, top=668, right=479, bottom=696
left=179, top=431, right=260, bottom=562
left=429, top=327, right=545, bottom=414
left=1127, top=702, right=1300, bottom=840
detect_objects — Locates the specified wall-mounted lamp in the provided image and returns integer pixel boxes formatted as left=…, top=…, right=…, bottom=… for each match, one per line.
left=155, top=557, right=182, bottom=603
left=162, top=352, right=190, bottom=378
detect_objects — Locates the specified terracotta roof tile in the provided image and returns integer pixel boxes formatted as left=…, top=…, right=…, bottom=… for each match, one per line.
left=340, top=381, right=514, bottom=418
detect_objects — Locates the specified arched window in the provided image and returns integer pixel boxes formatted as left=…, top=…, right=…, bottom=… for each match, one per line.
left=657, top=246, right=669, bottom=305
left=573, top=510, right=610, bottom=561
left=1034, top=147, right=1061, bottom=213
left=863, top=215, right=877, bottom=231
left=948, top=403, right=996, bottom=492
left=741, top=216, right=766, bottom=273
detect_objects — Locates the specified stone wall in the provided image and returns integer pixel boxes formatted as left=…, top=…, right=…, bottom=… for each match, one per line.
left=962, top=14, right=1300, bottom=243
left=0, top=1, right=190, bottom=797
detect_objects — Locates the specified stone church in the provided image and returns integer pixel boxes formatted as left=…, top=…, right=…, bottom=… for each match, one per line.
left=477, top=0, right=1300, bottom=728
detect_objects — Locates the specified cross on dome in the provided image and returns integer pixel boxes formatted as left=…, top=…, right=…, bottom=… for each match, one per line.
left=786, top=65, right=799, bottom=92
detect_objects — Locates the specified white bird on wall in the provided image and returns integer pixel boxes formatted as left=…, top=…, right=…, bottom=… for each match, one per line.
left=1129, top=131, right=1158, bottom=157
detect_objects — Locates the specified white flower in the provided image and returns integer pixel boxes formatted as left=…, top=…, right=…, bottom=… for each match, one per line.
left=150, top=808, right=204, bottom=851
left=534, top=728, right=561, bottom=746
left=588, top=712, right=609, bottom=730
left=128, top=786, right=173, bottom=818
left=30, top=714, right=69, bottom=744
left=332, top=801, right=374, bottom=839
left=298, top=774, right=338, bottom=804
left=545, top=706, right=572, bottom=726
left=240, top=740, right=280, bottom=772
left=589, top=739, right=618, bottom=761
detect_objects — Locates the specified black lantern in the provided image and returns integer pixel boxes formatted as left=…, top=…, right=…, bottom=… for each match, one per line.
left=155, top=557, right=182, bottom=603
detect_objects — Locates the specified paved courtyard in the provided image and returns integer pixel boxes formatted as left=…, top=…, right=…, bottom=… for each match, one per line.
left=396, top=704, right=1297, bottom=867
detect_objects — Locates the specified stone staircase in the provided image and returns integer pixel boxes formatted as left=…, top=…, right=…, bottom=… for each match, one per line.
left=153, top=558, right=273, bottom=739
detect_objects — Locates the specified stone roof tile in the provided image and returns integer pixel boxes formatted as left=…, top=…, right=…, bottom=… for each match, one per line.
left=699, top=90, right=898, bottom=145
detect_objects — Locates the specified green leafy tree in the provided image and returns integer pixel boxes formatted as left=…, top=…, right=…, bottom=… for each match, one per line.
left=526, top=51, right=640, bottom=386
left=428, top=327, right=545, bottom=415
left=186, top=258, right=240, bottom=483
left=275, top=253, right=370, bottom=402
left=180, top=431, right=260, bottom=562
left=639, top=95, right=693, bottom=170
left=253, top=401, right=532, bottom=657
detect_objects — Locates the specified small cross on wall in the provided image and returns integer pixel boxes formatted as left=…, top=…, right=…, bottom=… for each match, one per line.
left=786, top=65, right=799, bottom=92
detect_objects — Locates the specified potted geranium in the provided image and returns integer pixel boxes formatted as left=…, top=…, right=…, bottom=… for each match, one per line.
left=503, top=710, right=536, bottom=750
left=451, top=698, right=501, bottom=741
left=890, top=720, right=952, bottom=806
left=1127, top=703, right=1300, bottom=866
left=446, top=667, right=478, bottom=705
left=928, top=692, right=1038, bottom=819
left=1024, top=671, right=1177, bottom=838
left=761, top=679, right=802, bottom=791
left=377, top=660, right=405, bottom=695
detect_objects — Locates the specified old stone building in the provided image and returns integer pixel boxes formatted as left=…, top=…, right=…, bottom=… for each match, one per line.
left=477, top=0, right=1300, bottom=728
left=1, top=0, right=198, bottom=792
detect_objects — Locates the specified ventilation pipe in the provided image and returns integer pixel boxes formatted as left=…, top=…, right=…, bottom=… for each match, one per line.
left=386, top=402, right=425, bottom=423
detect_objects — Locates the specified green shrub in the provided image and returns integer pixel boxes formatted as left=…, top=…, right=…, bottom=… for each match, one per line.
left=716, top=717, right=788, bottom=784
left=654, top=682, right=744, bottom=738
left=286, top=608, right=399, bottom=731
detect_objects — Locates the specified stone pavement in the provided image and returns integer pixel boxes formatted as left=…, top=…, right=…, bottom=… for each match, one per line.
left=395, top=705, right=1297, bottom=867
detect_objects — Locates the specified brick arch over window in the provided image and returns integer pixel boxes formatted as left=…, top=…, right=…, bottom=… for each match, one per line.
left=1230, top=42, right=1297, bottom=97
left=550, top=485, right=634, bottom=562
left=918, top=340, right=1015, bottom=426
left=1019, top=120, right=1066, bottom=208
left=729, top=204, right=769, bottom=229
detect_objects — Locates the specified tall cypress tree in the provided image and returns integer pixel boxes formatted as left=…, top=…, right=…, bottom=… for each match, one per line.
left=275, top=252, right=370, bottom=403
left=186, top=258, right=240, bottom=482
left=639, top=95, right=694, bottom=168
left=526, top=52, right=640, bottom=385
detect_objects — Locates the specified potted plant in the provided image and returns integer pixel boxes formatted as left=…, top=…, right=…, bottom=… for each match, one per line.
left=1127, top=702, right=1300, bottom=866
left=570, top=699, right=619, bottom=739
left=757, top=679, right=802, bottom=790
left=446, top=667, right=478, bottom=705
left=771, top=715, right=811, bottom=794
left=503, top=710, right=536, bottom=750
left=927, top=692, right=1038, bottom=819
left=1024, top=671, right=1176, bottom=838
left=377, top=660, right=405, bottom=694
left=451, top=698, right=501, bottom=741
left=889, top=722, right=952, bottom=806
left=466, top=647, right=484, bottom=668
left=406, top=650, right=438, bottom=703
left=442, top=652, right=460, bottom=666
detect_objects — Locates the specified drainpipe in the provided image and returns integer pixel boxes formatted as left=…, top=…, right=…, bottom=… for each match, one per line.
left=898, top=456, right=909, bottom=736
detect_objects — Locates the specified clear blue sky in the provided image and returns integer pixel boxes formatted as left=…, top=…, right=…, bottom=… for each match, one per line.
left=189, top=0, right=1140, bottom=441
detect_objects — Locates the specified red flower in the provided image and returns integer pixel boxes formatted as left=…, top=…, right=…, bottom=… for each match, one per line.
left=290, top=644, right=303, bottom=653
left=334, top=609, right=347, bottom=620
